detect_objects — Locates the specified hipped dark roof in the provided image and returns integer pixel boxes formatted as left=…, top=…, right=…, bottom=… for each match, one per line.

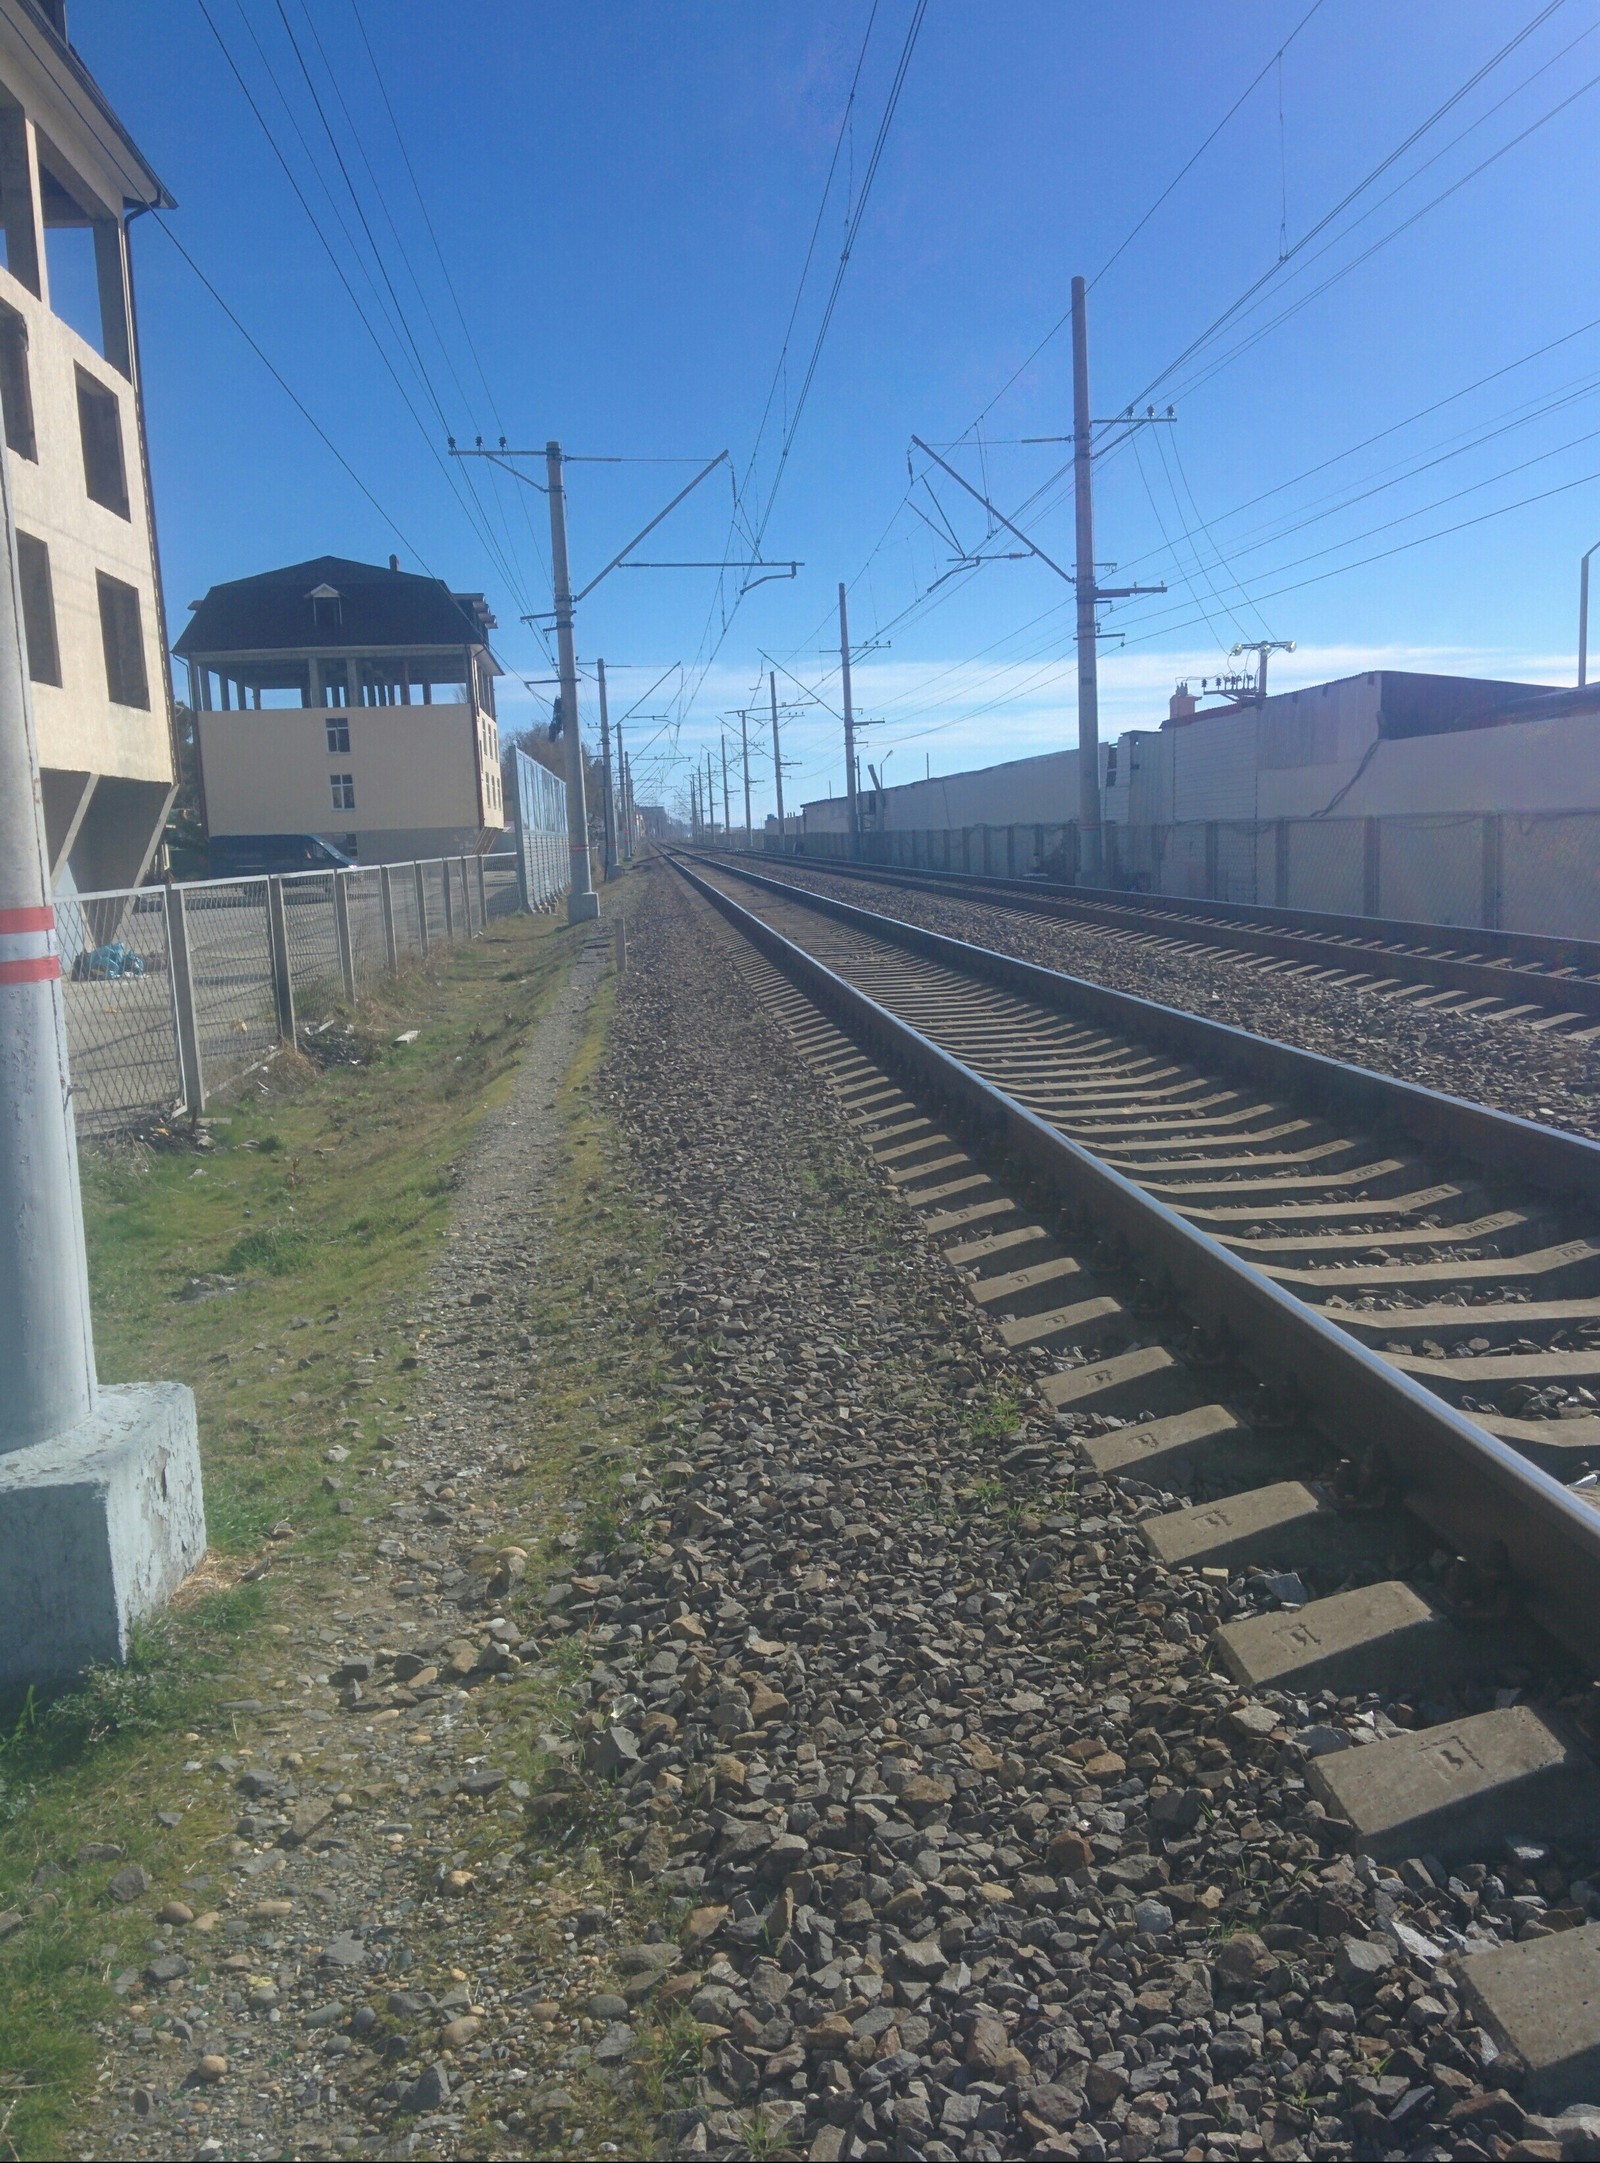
left=174, top=557, right=493, bottom=657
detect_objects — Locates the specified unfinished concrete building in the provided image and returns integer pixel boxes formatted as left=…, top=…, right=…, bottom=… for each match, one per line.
left=2, top=0, right=177, bottom=894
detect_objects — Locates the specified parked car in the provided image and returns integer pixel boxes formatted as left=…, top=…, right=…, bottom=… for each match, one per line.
left=207, top=834, right=355, bottom=878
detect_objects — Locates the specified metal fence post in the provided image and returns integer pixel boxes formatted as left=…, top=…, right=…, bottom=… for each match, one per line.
left=441, top=860, right=456, bottom=943
left=414, top=862, right=430, bottom=955
left=166, top=883, right=206, bottom=1113
left=380, top=865, right=399, bottom=971
left=459, top=856, right=473, bottom=935
left=1362, top=818, right=1381, bottom=917
left=1481, top=813, right=1503, bottom=931
left=266, top=876, right=296, bottom=1046
left=332, top=870, right=357, bottom=1003
left=475, top=854, right=488, bottom=929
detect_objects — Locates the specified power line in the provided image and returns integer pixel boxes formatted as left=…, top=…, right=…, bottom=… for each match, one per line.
left=955, top=0, right=1330, bottom=454
left=769, top=0, right=1588, bottom=766
left=154, top=217, right=424, bottom=559
left=265, top=0, right=538, bottom=624
left=1121, top=0, right=1572, bottom=412
left=1158, top=47, right=1600, bottom=414
left=195, top=0, right=533, bottom=619
left=680, top=0, right=929, bottom=732
left=341, top=0, right=554, bottom=627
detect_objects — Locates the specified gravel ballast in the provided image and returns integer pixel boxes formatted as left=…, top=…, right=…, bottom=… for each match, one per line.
left=588, top=867, right=1600, bottom=2161
left=74, top=865, right=1600, bottom=2161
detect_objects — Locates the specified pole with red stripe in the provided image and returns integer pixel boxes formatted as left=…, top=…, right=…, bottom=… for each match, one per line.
left=0, top=433, right=97, bottom=1451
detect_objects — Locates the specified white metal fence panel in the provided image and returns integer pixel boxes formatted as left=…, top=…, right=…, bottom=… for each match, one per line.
left=1501, top=812, right=1600, bottom=941
left=1286, top=819, right=1365, bottom=916
left=509, top=747, right=570, bottom=912
left=58, top=848, right=539, bottom=1139
left=1376, top=814, right=1482, bottom=929
left=59, top=888, right=184, bottom=1135
left=180, top=878, right=281, bottom=1097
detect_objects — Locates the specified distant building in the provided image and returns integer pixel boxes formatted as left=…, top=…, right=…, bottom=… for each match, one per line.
left=637, top=803, right=670, bottom=841
left=177, top=554, right=506, bottom=863
left=1, top=0, right=179, bottom=894
left=800, top=668, right=1583, bottom=839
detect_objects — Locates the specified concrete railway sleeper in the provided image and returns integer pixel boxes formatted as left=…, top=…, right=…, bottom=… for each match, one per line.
left=728, top=849, right=1600, bottom=1033
left=672, top=847, right=1600, bottom=2117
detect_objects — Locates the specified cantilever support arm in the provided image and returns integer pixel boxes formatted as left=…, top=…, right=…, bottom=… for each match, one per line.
left=573, top=451, right=730, bottom=604
left=910, top=435, right=1076, bottom=586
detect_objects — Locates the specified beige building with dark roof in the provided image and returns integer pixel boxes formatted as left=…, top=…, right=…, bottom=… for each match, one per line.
left=177, top=554, right=505, bottom=863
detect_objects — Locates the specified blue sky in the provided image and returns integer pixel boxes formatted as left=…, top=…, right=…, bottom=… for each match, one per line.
left=78, top=0, right=1600, bottom=816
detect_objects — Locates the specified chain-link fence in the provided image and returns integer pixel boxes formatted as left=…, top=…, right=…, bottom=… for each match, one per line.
left=60, top=849, right=533, bottom=1140
left=761, top=808, right=1600, bottom=941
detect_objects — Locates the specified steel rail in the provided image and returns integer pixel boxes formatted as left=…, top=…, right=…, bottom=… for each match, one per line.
left=740, top=849, right=1600, bottom=1020
left=671, top=848, right=1600, bottom=1668
left=688, top=851, right=1600, bottom=1212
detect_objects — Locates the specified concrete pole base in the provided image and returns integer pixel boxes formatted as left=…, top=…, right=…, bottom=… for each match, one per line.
left=0, top=1382, right=206, bottom=1694
left=567, top=891, right=600, bottom=924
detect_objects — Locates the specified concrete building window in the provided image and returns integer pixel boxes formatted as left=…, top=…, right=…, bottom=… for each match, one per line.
left=0, top=303, right=35, bottom=459
left=330, top=772, right=355, bottom=812
left=325, top=716, right=350, bottom=754
left=0, top=101, right=41, bottom=298
left=309, top=584, right=342, bottom=631
left=96, top=571, right=148, bottom=708
left=16, top=530, right=60, bottom=686
left=34, top=149, right=133, bottom=373
left=76, top=367, right=130, bottom=517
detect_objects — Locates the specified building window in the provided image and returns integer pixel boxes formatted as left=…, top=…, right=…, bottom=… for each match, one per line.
left=16, top=530, right=59, bottom=685
left=330, top=772, right=355, bottom=811
left=0, top=303, right=35, bottom=459
left=96, top=571, right=149, bottom=708
left=309, top=583, right=342, bottom=631
left=76, top=368, right=130, bottom=517
left=326, top=716, right=350, bottom=754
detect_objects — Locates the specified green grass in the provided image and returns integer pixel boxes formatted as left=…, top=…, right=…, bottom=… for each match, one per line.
left=0, top=905, right=589, bottom=2161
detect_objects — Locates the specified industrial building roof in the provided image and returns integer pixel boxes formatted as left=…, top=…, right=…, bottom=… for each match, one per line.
left=175, top=556, right=496, bottom=658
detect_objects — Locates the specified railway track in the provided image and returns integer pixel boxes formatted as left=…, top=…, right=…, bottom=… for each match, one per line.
left=673, top=846, right=1600, bottom=2113
left=736, top=849, right=1600, bottom=1032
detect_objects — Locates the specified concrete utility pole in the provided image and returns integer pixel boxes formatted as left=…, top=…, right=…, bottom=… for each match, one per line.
left=0, top=441, right=203, bottom=1688
left=1581, top=541, right=1600, bottom=688
left=596, top=657, right=618, bottom=881
left=838, top=582, right=860, bottom=841
left=1071, top=277, right=1104, bottom=884
left=690, top=772, right=699, bottom=840
left=626, top=756, right=636, bottom=859
left=721, top=733, right=731, bottom=837
left=545, top=440, right=600, bottom=922
left=770, top=669, right=785, bottom=836
left=705, top=749, right=716, bottom=837
left=740, top=708, right=752, bottom=850
left=615, top=725, right=630, bottom=859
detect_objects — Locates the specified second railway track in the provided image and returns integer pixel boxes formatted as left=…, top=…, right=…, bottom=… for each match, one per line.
left=673, top=844, right=1600, bottom=2110
left=735, top=849, right=1600, bottom=1034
